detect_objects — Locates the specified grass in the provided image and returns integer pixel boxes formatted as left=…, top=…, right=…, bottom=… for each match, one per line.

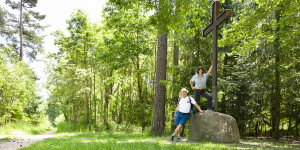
left=0, top=136, right=19, bottom=142
left=236, top=137, right=299, bottom=149
left=0, top=119, right=53, bottom=135
left=21, top=132, right=299, bottom=150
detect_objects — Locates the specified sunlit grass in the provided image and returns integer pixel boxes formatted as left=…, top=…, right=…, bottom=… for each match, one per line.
left=22, top=132, right=299, bottom=150
left=0, top=119, right=53, bottom=135
left=22, top=132, right=229, bottom=150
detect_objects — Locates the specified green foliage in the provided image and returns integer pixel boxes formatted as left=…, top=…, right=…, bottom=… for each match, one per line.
left=0, top=118, right=52, bottom=135
left=217, top=0, right=300, bottom=137
left=43, top=0, right=299, bottom=138
left=0, top=46, right=43, bottom=126
left=45, top=101, right=61, bottom=127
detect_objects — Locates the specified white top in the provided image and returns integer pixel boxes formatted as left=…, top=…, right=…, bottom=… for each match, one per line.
left=178, top=96, right=196, bottom=113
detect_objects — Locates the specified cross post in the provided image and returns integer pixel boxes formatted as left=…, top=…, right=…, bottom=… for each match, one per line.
left=203, top=0, right=231, bottom=111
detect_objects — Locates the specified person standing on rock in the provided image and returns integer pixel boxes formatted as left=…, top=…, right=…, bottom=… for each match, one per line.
left=170, top=88, right=203, bottom=142
left=190, top=63, right=213, bottom=111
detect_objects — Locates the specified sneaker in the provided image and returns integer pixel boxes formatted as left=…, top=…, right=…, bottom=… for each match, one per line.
left=176, top=137, right=181, bottom=142
left=170, top=135, right=174, bottom=141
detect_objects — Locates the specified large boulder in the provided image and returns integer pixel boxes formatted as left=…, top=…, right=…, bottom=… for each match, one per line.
left=189, top=110, right=240, bottom=143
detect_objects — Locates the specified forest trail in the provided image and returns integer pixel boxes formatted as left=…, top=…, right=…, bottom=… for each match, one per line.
left=0, top=130, right=56, bottom=150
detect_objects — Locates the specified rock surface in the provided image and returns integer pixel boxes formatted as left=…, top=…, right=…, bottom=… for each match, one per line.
left=189, top=110, right=240, bottom=143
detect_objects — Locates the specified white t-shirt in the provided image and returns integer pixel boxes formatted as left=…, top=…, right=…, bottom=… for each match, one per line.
left=178, top=96, right=196, bottom=113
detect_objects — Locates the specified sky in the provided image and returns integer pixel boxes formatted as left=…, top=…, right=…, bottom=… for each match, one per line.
left=36, top=0, right=107, bottom=52
left=4, top=0, right=107, bottom=100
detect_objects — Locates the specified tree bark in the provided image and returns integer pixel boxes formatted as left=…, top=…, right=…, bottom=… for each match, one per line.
left=118, top=69, right=126, bottom=124
left=273, top=8, right=281, bottom=140
left=136, top=56, right=145, bottom=132
left=118, top=89, right=124, bottom=124
left=255, top=120, right=258, bottom=136
left=19, top=0, right=23, bottom=61
left=84, top=42, right=90, bottom=127
left=173, top=31, right=179, bottom=66
left=104, top=70, right=113, bottom=129
left=151, top=32, right=167, bottom=135
left=72, top=71, right=78, bottom=125
left=196, top=32, right=200, bottom=65
left=94, top=65, right=96, bottom=126
left=171, top=30, right=179, bottom=132
left=296, top=119, right=299, bottom=136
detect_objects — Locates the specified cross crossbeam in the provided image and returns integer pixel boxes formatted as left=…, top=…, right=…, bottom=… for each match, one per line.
left=203, top=10, right=231, bottom=37
left=203, top=0, right=231, bottom=111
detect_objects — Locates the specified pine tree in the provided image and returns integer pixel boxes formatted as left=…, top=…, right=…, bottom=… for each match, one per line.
left=4, top=0, right=46, bottom=61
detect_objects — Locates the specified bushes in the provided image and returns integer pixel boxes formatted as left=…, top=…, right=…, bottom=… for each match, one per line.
left=55, top=114, right=145, bottom=133
left=0, top=47, right=43, bottom=126
left=0, top=118, right=53, bottom=135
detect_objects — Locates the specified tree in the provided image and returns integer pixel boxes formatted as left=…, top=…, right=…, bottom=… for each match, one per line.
left=0, top=46, right=41, bottom=124
left=4, top=0, right=46, bottom=61
left=220, top=0, right=300, bottom=138
left=102, top=1, right=154, bottom=131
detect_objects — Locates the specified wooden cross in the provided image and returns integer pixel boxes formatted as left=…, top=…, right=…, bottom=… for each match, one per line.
left=203, top=0, right=231, bottom=111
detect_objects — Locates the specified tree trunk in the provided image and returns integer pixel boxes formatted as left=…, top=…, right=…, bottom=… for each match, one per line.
left=63, top=111, right=68, bottom=122
left=118, top=89, right=124, bottom=124
left=196, top=32, right=200, bottom=65
left=173, top=31, right=179, bottom=67
left=136, top=56, right=145, bottom=132
left=118, top=69, right=126, bottom=124
left=273, top=8, right=281, bottom=140
left=288, top=117, right=291, bottom=135
left=171, top=30, right=179, bottom=132
left=104, top=90, right=109, bottom=128
left=151, top=32, right=167, bottom=135
left=19, top=0, right=23, bottom=61
left=134, top=29, right=145, bottom=132
left=104, top=70, right=113, bottom=129
left=84, top=42, right=90, bottom=127
left=72, top=72, right=78, bottom=125
left=86, top=82, right=90, bottom=127
left=94, top=66, right=96, bottom=126
left=296, top=119, right=299, bottom=137
left=255, top=120, right=258, bottom=136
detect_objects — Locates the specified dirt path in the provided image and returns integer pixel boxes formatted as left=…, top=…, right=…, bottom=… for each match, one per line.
left=0, top=130, right=56, bottom=150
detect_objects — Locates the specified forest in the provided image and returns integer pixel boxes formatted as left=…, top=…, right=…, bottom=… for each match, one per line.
left=0, top=0, right=299, bottom=146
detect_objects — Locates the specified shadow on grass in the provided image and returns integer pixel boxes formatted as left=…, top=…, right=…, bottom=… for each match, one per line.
left=22, top=132, right=300, bottom=150
left=188, top=137, right=299, bottom=150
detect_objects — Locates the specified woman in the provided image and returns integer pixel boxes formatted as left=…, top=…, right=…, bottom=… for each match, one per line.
left=190, top=63, right=213, bottom=111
